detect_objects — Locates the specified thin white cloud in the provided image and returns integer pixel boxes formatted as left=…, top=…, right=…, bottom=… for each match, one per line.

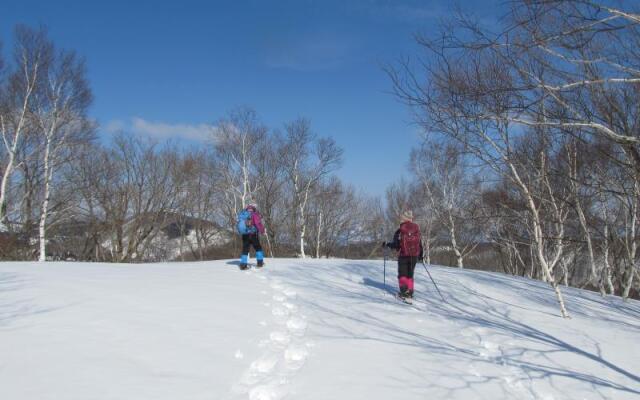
left=104, top=118, right=214, bottom=142
left=105, top=119, right=126, bottom=134
left=349, top=0, right=447, bottom=23
left=263, top=32, right=356, bottom=71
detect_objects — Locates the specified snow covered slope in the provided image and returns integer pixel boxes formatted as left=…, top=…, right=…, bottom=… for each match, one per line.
left=0, top=259, right=638, bottom=400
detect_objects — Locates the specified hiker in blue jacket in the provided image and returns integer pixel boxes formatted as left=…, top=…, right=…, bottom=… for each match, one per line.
left=236, top=202, right=265, bottom=270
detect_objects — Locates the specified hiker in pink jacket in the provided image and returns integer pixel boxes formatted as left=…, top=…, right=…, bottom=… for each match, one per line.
left=384, top=210, right=423, bottom=299
left=236, top=202, right=265, bottom=269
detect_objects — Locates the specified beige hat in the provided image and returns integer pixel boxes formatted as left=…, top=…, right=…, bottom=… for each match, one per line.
left=400, top=210, right=413, bottom=221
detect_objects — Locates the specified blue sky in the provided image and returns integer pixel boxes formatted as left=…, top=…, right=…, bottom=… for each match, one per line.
left=1, top=0, right=499, bottom=196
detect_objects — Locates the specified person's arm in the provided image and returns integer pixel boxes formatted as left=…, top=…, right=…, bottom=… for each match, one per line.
left=384, top=229, right=401, bottom=250
left=253, top=211, right=266, bottom=234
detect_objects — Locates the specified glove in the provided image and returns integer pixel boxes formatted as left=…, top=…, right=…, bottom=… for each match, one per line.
left=381, top=241, right=387, bottom=248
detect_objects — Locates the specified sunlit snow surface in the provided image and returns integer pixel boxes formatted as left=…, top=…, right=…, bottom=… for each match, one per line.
left=1, top=259, right=638, bottom=399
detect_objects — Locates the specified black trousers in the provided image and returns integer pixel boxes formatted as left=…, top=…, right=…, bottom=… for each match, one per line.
left=241, top=234, right=262, bottom=254
left=397, top=256, right=418, bottom=279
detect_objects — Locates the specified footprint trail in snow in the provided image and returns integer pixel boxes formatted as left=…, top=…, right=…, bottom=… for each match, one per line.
left=229, top=269, right=312, bottom=400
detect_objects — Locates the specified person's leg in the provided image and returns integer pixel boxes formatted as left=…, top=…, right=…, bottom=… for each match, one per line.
left=397, top=257, right=411, bottom=296
left=253, top=235, right=265, bottom=267
left=407, top=256, right=418, bottom=297
left=240, top=235, right=251, bottom=268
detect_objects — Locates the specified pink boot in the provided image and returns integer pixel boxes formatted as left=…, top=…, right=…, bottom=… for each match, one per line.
left=407, top=278, right=414, bottom=298
left=398, top=277, right=409, bottom=296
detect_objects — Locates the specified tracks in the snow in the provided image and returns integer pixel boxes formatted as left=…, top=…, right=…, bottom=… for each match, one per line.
left=228, top=268, right=312, bottom=400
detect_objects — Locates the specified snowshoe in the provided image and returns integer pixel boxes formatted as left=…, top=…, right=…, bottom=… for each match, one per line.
left=239, top=263, right=249, bottom=270
left=396, top=292, right=413, bottom=305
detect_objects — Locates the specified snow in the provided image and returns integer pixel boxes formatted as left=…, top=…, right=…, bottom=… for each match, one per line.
left=1, top=259, right=639, bottom=400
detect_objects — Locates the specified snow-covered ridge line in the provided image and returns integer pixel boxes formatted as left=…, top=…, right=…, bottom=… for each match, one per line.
left=1, top=259, right=638, bottom=400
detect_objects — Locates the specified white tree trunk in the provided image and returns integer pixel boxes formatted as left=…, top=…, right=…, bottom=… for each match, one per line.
left=622, top=213, right=637, bottom=300
left=299, top=203, right=307, bottom=259
left=601, top=222, right=615, bottom=295
left=575, top=190, right=598, bottom=284
left=38, top=139, right=53, bottom=262
left=297, top=180, right=313, bottom=259
left=0, top=146, right=17, bottom=227
left=315, top=211, right=322, bottom=258
left=621, top=181, right=638, bottom=300
left=425, top=246, right=431, bottom=265
left=509, top=162, right=570, bottom=318
left=0, top=101, right=31, bottom=227
left=448, top=212, right=464, bottom=268
left=532, top=209, right=570, bottom=318
left=264, top=228, right=274, bottom=257
left=622, top=264, right=636, bottom=300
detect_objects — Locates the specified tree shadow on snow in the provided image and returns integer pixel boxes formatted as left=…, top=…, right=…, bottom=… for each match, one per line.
left=0, top=272, right=67, bottom=328
left=458, top=268, right=640, bottom=331
left=271, top=260, right=640, bottom=399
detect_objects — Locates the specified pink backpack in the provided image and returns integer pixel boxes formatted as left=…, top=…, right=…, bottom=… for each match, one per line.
left=399, top=222, right=421, bottom=257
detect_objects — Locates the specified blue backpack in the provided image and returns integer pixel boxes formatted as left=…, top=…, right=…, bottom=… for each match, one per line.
left=237, top=209, right=255, bottom=235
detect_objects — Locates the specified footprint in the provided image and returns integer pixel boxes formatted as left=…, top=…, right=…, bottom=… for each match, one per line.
left=282, top=288, right=297, bottom=299
left=284, top=345, right=309, bottom=370
left=269, top=331, right=291, bottom=346
left=284, top=347, right=307, bottom=362
left=272, top=306, right=290, bottom=319
left=233, top=277, right=309, bottom=400
left=479, top=341, right=501, bottom=359
left=250, top=356, right=279, bottom=375
left=249, top=384, right=284, bottom=400
left=286, top=317, right=308, bottom=335
left=468, top=364, right=481, bottom=377
left=283, top=302, right=298, bottom=313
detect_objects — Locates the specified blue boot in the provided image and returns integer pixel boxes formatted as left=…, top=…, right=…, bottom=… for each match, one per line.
left=256, top=251, right=264, bottom=267
left=239, top=254, right=249, bottom=270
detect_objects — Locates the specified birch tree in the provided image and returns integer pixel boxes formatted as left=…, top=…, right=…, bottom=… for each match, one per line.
left=283, top=118, right=342, bottom=258
left=31, top=42, right=93, bottom=261
left=411, top=141, right=482, bottom=268
left=213, top=107, right=267, bottom=241
left=306, top=178, right=358, bottom=258
left=0, top=26, right=49, bottom=230
left=252, top=132, right=287, bottom=256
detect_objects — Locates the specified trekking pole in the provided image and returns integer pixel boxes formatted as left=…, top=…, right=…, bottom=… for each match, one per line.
left=421, top=261, right=445, bottom=302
